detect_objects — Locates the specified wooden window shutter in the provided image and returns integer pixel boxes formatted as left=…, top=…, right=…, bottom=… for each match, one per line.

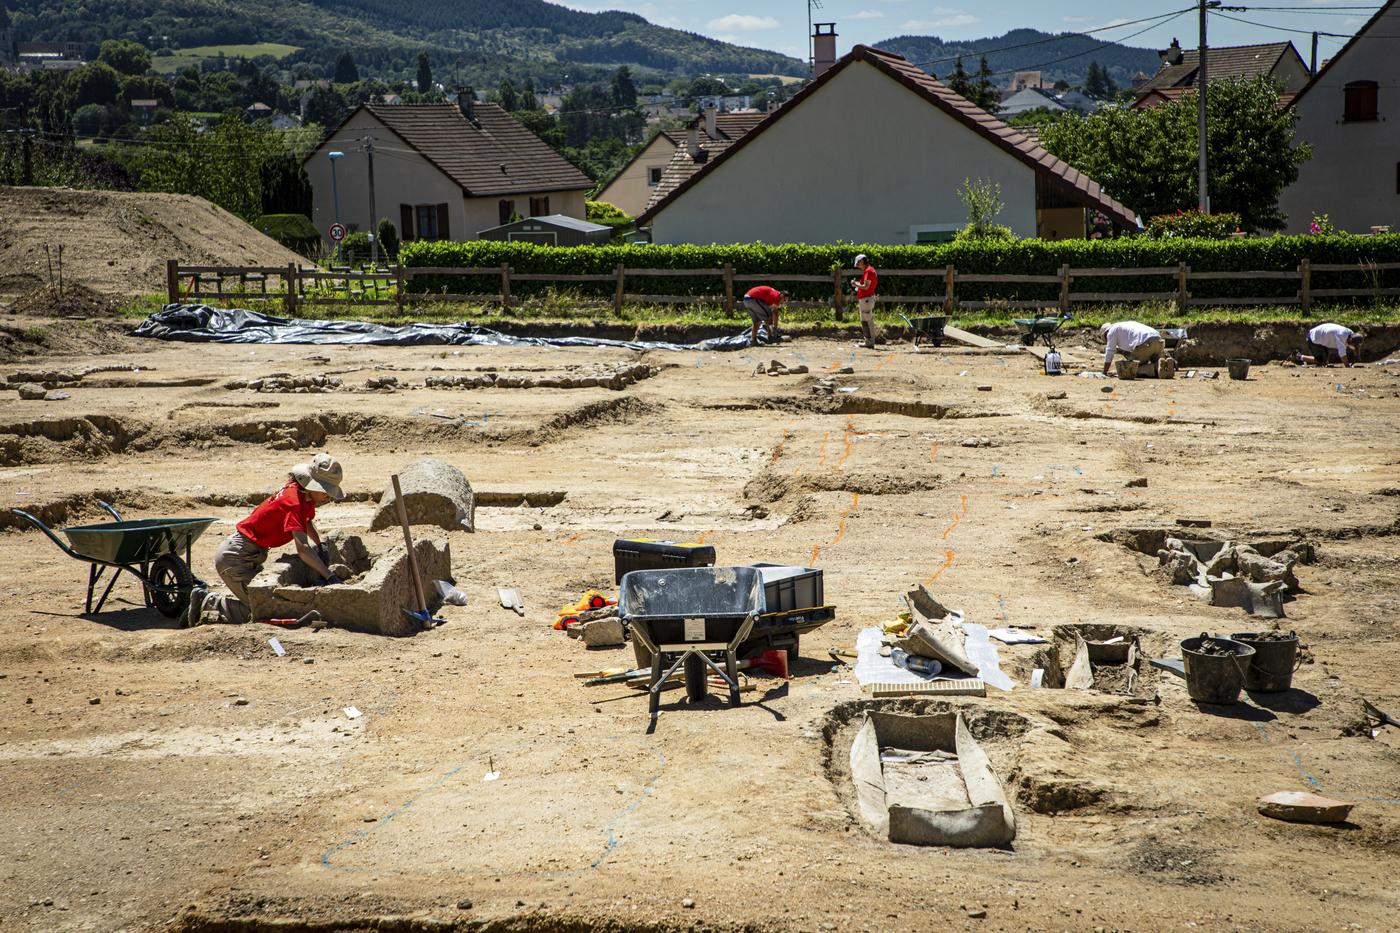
left=436, top=203, right=449, bottom=241
left=400, top=204, right=414, bottom=241
left=1344, top=81, right=1378, bottom=122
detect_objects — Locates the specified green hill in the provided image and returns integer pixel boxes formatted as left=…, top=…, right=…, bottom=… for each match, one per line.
left=874, top=29, right=1164, bottom=89
left=4, top=0, right=807, bottom=84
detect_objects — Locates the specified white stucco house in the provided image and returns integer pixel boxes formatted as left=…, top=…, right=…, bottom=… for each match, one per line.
left=1279, top=1, right=1400, bottom=233
left=303, top=101, right=592, bottom=248
left=635, top=46, right=1138, bottom=245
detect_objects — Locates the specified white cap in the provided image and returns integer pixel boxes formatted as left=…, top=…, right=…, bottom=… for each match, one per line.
left=854, top=253, right=867, bottom=265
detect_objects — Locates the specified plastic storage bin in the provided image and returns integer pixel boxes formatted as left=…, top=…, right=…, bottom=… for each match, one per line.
left=612, top=538, right=717, bottom=584
left=751, top=563, right=824, bottom=613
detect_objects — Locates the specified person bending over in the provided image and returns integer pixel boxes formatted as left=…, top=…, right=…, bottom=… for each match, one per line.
left=743, top=284, right=784, bottom=345
left=1099, top=320, right=1164, bottom=376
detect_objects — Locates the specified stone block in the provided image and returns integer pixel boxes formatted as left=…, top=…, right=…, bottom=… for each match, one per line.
left=370, top=458, right=474, bottom=533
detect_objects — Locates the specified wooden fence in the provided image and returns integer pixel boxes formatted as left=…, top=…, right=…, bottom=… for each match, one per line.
left=166, top=258, right=1400, bottom=316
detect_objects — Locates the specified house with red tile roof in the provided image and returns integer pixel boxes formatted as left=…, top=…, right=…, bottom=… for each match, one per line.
left=636, top=46, right=1138, bottom=244
left=1132, top=41, right=1310, bottom=110
left=303, top=101, right=592, bottom=248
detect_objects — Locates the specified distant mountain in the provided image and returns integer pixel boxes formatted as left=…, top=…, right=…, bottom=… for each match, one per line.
left=4, top=0, right=808, bottom=83
left=874, top=29, right=1165, bottom=89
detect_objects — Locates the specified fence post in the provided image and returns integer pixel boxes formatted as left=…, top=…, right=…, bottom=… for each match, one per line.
left=395, top=265, right=406, bottom=314
left=166, top=259, right=180, bottom=304
left=1058, top=263, right=1070, bottom=313
left=832, top=266, right=844, bottom=321
left=723, top=262, right=734, bottom=315
left=613, top=264, right=625, bottom=313
left=285, top=263, right=298, bottom=315
left=1299, top=258, right=1311, bottom=316
left=943, top=265, right=956, bottom=313
left=500, top=263, right=511, bottom=309
left=1176, top=262, right=1189, bottom=313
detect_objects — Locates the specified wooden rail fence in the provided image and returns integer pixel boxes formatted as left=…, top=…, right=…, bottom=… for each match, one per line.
left=166, top=258, right=1400, bottom=316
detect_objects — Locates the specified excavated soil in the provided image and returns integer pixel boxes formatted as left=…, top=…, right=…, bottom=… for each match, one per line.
left=2, top=330, right=1399, bottom=932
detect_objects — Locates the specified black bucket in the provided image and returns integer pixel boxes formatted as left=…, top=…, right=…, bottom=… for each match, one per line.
left=1231, top=631, right=1301, bottom=693
left=1227, top=358, right=1251, bottom=380
left=1180, top=633, right=1256, bottom=705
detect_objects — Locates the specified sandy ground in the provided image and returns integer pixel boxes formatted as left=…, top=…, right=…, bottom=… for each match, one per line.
left=1, top=322, right=1399, bottom=932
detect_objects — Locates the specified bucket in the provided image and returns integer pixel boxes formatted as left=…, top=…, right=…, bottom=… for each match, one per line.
left=1158, top=356, right=1177, bottom=379
left=1230, top=631, right=1301, bottom=693
left=1115, top=359, right=1139, bottom=380
left=1180, top=633, right=1256, bottom=704
left=1226, top=358, right=1251, bottom=380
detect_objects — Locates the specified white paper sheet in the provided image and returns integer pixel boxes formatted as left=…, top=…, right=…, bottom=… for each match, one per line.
left=960, top=622, right=1016, bottom=691
left=987, top=627, right=1048, bottom=645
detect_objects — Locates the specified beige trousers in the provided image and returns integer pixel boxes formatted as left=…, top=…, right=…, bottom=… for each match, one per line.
left=207, top=532, right=267, bottom=624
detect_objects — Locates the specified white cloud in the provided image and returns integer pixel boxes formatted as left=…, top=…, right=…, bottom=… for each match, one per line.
left=902, top=13, right=979, bottom=31
left=706, top=14, right=780, bottom=31
left=851, top=9, right=885, bottom=20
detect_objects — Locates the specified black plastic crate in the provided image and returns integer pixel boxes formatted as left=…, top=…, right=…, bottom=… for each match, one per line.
left=751, top=563, right=824, bottom=614
left=613, top=538, right=717, bottom=584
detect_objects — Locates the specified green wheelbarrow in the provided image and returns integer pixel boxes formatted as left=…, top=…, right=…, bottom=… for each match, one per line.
left=898, top=313, right=949, bottom=347
left=13, top=500, right=215, bottom=620
left=1014, top=312, right=1074, bottom=350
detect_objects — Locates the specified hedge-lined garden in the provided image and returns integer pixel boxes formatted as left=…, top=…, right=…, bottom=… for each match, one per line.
left=401, top=235, right=1400, bottom=306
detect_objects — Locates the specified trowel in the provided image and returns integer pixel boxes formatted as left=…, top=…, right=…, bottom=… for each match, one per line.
left=497, top=587, right=525, bottom=616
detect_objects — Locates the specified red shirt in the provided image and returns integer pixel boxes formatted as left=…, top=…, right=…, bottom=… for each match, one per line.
left=745, top=285, right=782, bottom=307
left=236, top=481, right=316, bottom=549
left=855, top=265, right=878, bottom=299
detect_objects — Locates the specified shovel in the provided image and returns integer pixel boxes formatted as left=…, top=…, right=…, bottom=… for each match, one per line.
left=497, top=587, right=525, bottom=616
left=391, top=473, right=441, bottom=630
left=1364, top=699, right=1399, bottom=731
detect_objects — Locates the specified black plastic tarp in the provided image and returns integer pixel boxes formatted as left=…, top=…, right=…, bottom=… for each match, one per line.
left=133, top=304, right=758, bottom=352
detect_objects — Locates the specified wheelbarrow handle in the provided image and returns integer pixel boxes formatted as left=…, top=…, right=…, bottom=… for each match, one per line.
left=95, top=500, right=123, bottom=522
left=9, top=509, right=86, bottom=561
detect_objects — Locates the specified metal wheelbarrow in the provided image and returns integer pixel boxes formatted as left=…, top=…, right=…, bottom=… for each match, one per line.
left=12, top=500, right=215, bottom=620
left=898, top=313, right=949, bottom=347
left=1014, top=311, right=1073, bottom=349
left=619, top=566, right=763, bottom=724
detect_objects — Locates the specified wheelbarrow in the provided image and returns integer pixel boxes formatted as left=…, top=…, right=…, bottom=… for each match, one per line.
left=12, top=501, right=215, bottom=620
left=619, top=566, right=763, bottom=725
left=898, top=313, right=949, bottom=348
left=1014, top=312, right=1073, bottom=350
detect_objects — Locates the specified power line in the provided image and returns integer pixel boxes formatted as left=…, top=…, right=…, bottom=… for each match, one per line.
left=982, top=10, right=1195, bottom=78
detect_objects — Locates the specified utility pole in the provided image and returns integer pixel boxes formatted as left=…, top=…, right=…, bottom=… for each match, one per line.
left=1197, top=0, right=1211, bottom=213
left=362, top=136, right=379, bottom=267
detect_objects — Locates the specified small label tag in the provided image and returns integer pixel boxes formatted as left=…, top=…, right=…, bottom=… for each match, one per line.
left=683, top=618, right=705, bottom=641
left=268, top=638, right=286, bottom=657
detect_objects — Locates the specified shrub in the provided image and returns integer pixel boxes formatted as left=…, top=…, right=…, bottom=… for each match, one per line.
left=256, top=213, right=320, bottom=256
left=1309, top=213, right=1336, bottom=236
left=377, top=218, right=400, bottom=260
left=958, top=178, right=1012, bottom=240
left=586, top=200, right=630, bottom=221
left=1145, top=210, right=1242, bottom=240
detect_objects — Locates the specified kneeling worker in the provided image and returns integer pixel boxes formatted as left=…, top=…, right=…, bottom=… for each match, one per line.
left=187, top=453, right=346, bottom=626
left=1299, top=322, right=1363, bottom=367
left=743, top=284, right=783, bottom=345
left=1100, top=320, right=1164, bottom=376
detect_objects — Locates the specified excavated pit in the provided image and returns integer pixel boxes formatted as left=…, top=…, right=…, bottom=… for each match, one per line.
left=1012, top=623, right=1167, bottom=698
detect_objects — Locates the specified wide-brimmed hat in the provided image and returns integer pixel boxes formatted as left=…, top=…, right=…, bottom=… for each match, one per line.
left=291, top=453, right=345, bottom=501
left=854, top=253, right=868, bottom=265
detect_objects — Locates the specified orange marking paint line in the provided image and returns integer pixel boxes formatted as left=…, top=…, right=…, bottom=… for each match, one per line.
left=942, top=494, right=968, bottom=540
left=873, top=353, right=894, bottom=372
left=923, top=549, right=955, bottom=586
left=833, top=417, right=856, bottom=473
left=816, top=430, right=831, bottom=468
left=930, top=443, right=940, bottom=463
left=810, top=493, right=860, bottom=565
left=770, top=425, right=793, bottom=465
left=562, top=532, right=585, bottom=546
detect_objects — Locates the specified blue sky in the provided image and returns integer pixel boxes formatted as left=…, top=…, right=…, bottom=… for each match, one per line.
left=557, top=1, right=1378, bottom=63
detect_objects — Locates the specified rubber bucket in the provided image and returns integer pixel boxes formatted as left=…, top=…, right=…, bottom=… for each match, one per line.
left=1180, top=633, right=1256, bottom=705
left=1226, top=358, right=1251, bottom=380
left=1231, top=631, right=1301, bottom=693
left=1115, top=359, right=1139, bottom=380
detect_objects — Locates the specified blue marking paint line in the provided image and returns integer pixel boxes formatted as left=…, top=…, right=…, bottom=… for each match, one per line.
left=991, top=465, right=1001, bottom=477
left=1289, top=751, right=1323, bottom=790
left=321, top=764, right=466, bottom=871
left=590, top=748, right=666, bottom=869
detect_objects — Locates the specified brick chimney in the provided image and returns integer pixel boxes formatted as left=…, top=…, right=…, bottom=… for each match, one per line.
left=813, top=23, right=837, bottom=77
left=457, top=87, right=477, bottom=124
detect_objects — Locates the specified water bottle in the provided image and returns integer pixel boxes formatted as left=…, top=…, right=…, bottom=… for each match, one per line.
left=891, top=648, right=942, bottom=677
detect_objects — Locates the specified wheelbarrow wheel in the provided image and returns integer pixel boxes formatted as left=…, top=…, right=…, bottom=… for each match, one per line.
left=684, top=653, right=709, bottom=703
left=149, top=554, right=193, bottom=619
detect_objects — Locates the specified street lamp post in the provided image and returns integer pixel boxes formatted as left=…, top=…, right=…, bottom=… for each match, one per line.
left=327, top=150, right=343, bottom=261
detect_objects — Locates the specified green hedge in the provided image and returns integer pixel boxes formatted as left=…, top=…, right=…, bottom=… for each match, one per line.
left=255, top=213, right=320, bottom=257
left=401, top=236, right=1400, bottom=305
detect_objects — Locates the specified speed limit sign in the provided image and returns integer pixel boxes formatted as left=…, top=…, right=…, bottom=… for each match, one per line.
left=328, top=222, right=346, bottom=242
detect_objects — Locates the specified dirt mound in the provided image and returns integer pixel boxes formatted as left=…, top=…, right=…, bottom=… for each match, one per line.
left=8, top=283, right=119, bottom=318
left=0, top=317, right=138, bottom=362
left=745, top=468, right=943, bottom=503
left=523, top=396, right=661, bottom=445
left=0, top=186, right=306, bottom=299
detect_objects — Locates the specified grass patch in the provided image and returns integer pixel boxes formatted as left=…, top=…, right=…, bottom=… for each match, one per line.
left=152, top=43, right=300, bottom=74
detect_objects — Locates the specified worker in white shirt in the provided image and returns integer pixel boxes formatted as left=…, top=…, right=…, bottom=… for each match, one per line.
left=1299, top=322, right=1363, bottom=367
left=1099, top=321, right=1165, bottom=376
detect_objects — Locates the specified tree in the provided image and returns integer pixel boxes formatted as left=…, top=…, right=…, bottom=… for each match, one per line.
left=377, top=217, right=400, bottom=260
left=139, top=111, right=284, bottom=220
left=98, top=40, right=152, bottom=77
left=611, top=65, right=637, bottom=109
left=1039, top=77, right=1311, bottom=231
left=973, top=55, right=999, bottom=113
left=334, top=52, right=359, bottom=84
left=416, top=52, right=432, bottom=94
left=946, top=57, right=974, bottom=102
left=956, top=177, right=1014, bottom=240
left=517, top=82, right=538, bottom=112
left=1083, top=62, right=1117, bottom=100
left=303, top=85, right=348, bottom=127
left=68, top=62, right=121, bottom=108
left=497, top=79, right=519, bottom=112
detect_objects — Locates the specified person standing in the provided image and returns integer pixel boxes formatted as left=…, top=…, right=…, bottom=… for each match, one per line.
left=1299, top=322, right=1363, bottom=366
left=742, top=284, right=783, bottom=345
left=186, top=453, right=346, bottom=626
left=852, top=254, right=878, bottom=349
left=1099, top=320, right=1164, bottom=376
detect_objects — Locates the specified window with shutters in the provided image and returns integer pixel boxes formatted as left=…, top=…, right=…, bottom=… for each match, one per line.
left=498, top=199, right=515, bottom=225
left=529, top=196, right=550, bottom=216
left=415, top=205, right=438, bottom=240
left=1344, top=81, right=1378, bottom=122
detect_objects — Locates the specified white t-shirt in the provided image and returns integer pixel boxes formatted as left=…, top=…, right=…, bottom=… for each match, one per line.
left=1308, top=323, right=1354, bottom=359
left=1103, top=321, right=1161, bottom=367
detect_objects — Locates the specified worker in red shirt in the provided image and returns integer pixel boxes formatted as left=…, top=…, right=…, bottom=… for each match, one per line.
left=743, top=284, right=784, bottom=345
left=852, top=254, right=879, bottom=349
left=185, top=453, right=346, bottom=626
